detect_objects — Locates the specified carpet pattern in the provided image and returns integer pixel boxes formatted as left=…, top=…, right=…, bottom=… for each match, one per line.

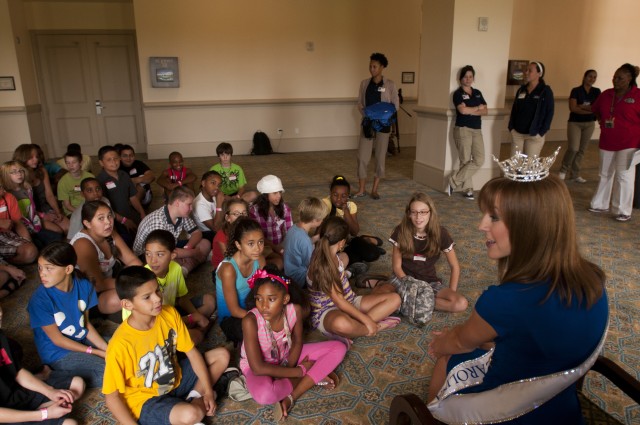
left=1, top=142, right=639, bottom=424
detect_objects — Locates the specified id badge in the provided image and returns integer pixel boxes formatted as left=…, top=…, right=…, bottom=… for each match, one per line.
left=378, top=87, right=386, bottom=93
left=105, top=181, right=117, bottom=189
left=517, top=92, right=526, bottom=99
left=605, top=119, right=614, bottom=129
left=129, top=168, right=137, bottom=175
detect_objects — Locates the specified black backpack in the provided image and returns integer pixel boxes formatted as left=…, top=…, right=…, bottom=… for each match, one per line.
left=251, top=131, right=273, bottom=155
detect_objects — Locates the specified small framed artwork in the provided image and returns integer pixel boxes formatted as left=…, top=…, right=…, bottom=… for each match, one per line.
left=149, top=57, right=180, bottom=88
left=401, top=72, right=415, bottom=84
left=0, top=76, right=16, bottom=91
left=507, top=60, right=529, bottom=85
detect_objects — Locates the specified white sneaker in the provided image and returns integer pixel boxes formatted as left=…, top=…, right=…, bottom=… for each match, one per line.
left=558, top=172, right=566, bottom=180
left=574, top=176, right=587, bottom=183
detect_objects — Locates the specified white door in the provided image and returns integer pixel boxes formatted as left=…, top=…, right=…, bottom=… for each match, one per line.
left=35, top=33, right=145, bottom=156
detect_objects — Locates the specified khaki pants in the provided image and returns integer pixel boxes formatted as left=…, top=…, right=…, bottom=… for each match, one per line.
left=449, top=126, right=485, bottom=191
left=560, top=121, right=595, bottom=177
left=510, top=130, right=545, bottom=157
left=357, top=131, right=390, bottom=179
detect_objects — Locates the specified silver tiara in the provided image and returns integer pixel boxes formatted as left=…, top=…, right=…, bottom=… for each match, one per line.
left=492, top=148, right=561, bottom=182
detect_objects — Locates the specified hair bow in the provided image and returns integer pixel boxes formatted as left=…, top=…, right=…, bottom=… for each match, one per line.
left=247, top=269, right=290, bottom=292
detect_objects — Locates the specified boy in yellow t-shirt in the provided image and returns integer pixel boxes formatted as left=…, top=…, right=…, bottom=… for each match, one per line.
left=122, top=229, right=215, bottom=344
left=103, top=266, right=229, bottom=425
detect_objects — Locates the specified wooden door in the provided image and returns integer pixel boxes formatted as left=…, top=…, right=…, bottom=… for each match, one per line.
left=35, top=33, right=145, bottom=157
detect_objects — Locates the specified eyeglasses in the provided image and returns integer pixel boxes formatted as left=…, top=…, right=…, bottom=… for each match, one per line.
left=229, top=211, right=248, bottom=217
left=409, top=210, right=431, bottom=217
left=9, top=169, right=25, bottom=175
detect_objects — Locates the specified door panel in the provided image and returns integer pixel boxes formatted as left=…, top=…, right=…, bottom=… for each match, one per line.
left=36, top=33, right=145, bottom=157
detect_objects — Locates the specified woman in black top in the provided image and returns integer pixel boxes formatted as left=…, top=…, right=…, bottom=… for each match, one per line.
left=559, top=70, right=600, bottom=183
left=448, top=65, right=487, bottom=200
left=508, top=61, right=555, bottom=157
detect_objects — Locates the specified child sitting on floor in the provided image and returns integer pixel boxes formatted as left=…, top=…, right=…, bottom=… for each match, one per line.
left=211, top=198, right=248, bottom=270
left=192, top=170, right=225, bottom=242
left=56, top=150, right=94, bottom=216
left=282, top=197, right=327, bottom=288
left=116, top=144, right=155, bottom=208
left=307, top=216, right=401, bottom=348
left=240, top=270, right=345, bottom=421
left=0, top=184, right=38, bottom=266
left=0, top=305, right=86, bottom=425
left=103, top=266, right=230, bottom=425
left=123, top=229, right=216, bottom=344
left=209, top=142, right=256, bottom=204
left=390, top=192, right=468, bottom=313
left=28, top=241, right=109, bottom=388
left=156, top=151, right=197, bottom=200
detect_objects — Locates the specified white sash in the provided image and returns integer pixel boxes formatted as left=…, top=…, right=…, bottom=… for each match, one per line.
left=427, top=322, right=608, bottom=424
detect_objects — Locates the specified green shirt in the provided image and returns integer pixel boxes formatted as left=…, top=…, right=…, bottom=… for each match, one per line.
left=209, top=162, right=247, bottom=195
left=57, top=170, right=95, bottom=215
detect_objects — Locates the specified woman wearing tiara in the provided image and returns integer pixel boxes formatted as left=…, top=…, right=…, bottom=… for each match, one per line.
left=508, top=61, right=555, bottom=157
left=588, top=63, right=640, bottom=222
left=427, top=162, right=608, bottom=424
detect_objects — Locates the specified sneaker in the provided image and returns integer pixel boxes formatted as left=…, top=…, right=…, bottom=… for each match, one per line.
left=615, top=214, right=631, bottom=222
left=445, top=184, right=453, bottom=196
left=587, top=207, right=608, bottom=213
left=213, top=367, right=241, bottom=400
left=574, top=176, right=587, bottom=183
left=558, top=172, right=566, bottom=180
left=463, top=190, right=474, bottom=200
left=346, top=262, right=369, bottom=278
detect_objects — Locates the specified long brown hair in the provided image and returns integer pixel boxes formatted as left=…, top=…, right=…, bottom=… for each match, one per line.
left=396, top=192, right=442, bottom=258
left=478, top=175, right=604, bottom=307
left=307, top=216, right=349, bottom=296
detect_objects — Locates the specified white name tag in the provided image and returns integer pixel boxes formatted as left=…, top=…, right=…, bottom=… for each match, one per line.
left=413, top=254, right=426, bottom=262
left=378, top=87, right=386, bottom=93
left=0, top=206, right=7, bottom=213
left=462, top=94, right=470, bottom=100
left=518, top=92, right=526, bottom=99
left=229, top=175, right=237, bottom=181
left=73, top=185, right=82, bottom=192
left=105, top=181, right=116, bottom=190
left=129, top=168, right=137, bottom=175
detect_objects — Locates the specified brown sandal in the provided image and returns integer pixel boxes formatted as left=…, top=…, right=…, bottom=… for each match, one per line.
left=355, top=273, right=389, bottom=289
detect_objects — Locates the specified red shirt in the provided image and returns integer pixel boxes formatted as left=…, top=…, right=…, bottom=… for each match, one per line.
left=591, top=86, right=640, bottom=151
left=0, top=193, right=22, bottom=232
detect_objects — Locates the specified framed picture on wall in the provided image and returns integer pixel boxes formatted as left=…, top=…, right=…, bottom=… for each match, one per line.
left=149, top=57, right=180, bottom=88
left=507, top=60, right=528, bottom=85
left=402, top=72, right=415, bottom=84
left=0, top=76, right=16, bottom=91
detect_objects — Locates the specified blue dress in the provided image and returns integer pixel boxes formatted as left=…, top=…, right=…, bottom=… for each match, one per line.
left=448, top=281, right=608, bottom=424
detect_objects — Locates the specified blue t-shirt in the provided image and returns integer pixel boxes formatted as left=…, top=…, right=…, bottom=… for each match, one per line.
left=448, top=281, right=608, bottom=424
left=283, top=224, right=313, bottom=288
left=215, top=258, right=259, bottom=322
left=453, top=87, right=486, bottom=129
left=568, top=85, right=601, bottom=123
left=28, top=277, right=98, bottom=364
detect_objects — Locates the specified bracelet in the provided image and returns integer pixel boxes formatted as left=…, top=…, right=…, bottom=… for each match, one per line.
left=121, top=216, right=127, bottom=224
left=41, top=407, right=48, bottom=420
left=187, top=314, right=194, bottom=325
left=215, top=207, right=223, bottom=212
left=86, top=346, right=93, bottom=354
left=298, top=364, right=307, bottom=377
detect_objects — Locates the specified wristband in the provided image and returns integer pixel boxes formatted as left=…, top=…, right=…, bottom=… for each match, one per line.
left=121, top=216, right=127, bottom=224
left=86, top=346, right=93, bottom=354
left=215, top=207, right=223, bottom=212
left=41, top=408, right=48, bottom=420
left=187, top=314, right=194, bottom=325
left=183, top=244, right=191, bottom=250
left=298, top=364, right=307, bottom=377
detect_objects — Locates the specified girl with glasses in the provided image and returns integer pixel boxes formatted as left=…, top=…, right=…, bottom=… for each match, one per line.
left=389, top=192, right=468, bottom=313
left=211, top=198, right=249, bottom=270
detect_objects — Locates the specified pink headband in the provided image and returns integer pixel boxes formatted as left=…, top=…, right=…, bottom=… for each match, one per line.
left=247, top=269, right=290, bottom=293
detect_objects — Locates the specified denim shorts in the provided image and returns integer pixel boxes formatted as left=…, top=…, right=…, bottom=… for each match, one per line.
left=138, top=357, right=199, bottom=425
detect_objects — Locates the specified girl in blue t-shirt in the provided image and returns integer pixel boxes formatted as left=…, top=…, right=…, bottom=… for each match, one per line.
left=28, top=241, right=109, bottom=388
left=215, top=218, right=266, bottom=345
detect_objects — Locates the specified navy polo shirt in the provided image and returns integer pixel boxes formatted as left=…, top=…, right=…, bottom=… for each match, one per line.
left=568, top=85, right=601, bottom=123
left=453, top=87, right=487, bottom=129
left=511, top=84, right=545, bottom=134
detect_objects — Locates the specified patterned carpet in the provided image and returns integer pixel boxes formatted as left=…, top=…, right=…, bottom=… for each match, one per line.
left=2, top=142, right=639, bottom=424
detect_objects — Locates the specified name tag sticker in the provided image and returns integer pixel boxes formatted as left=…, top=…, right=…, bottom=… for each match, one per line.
left=413, top=254, right=427, bottom=262
left=625, top=98, right=635, bottom=103
left=378, top=87, right=386, bottom=93
left=518, top=92, right=526, bottom=99
left=129, top=168, right=137, bottom=175
left=105, top=181, right=117, bottom=190
left=0, top=206, right=7, bottom=213
left=73, top=185, right=82, bottom=192
left=462, top=94, right=470, bottom=100
left=229, top=175, right=237, bottom=181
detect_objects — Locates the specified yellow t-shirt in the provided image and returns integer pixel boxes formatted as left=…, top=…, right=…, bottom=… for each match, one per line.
left=321, top=197, right=357, bottom=218
left=103, top=305, right=194, bottom=419
left=122, top=261, right=188, bottom=321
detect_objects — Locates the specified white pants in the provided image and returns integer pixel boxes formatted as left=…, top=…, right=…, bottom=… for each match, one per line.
left=590, top=148, right=638, bottom=216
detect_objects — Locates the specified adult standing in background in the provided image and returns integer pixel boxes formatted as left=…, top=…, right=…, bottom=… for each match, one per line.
left=508, top=61, right=554, bottom=157
left=352, top=53, right=399, bottom=201
left=588, top=63, right=640, bottom=222
left=559, top=70, right=601, bottom=183
left=447, top=65, right=487, bottom=200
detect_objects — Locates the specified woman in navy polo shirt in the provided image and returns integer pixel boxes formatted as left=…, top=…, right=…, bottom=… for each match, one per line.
left=508, top=61, right=555, bottom=157
left=448, top=65, right=487, bottom=200
left=559, top=70, right=601, bottom=183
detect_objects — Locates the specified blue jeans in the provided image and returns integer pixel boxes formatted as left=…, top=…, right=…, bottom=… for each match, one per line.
left=51, top=351, right=105, bottom=388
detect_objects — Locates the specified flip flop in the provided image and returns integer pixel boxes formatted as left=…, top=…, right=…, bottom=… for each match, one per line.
left=378, top=316, right=401, bottom=330
left=316, top=372, right=340, bottom=389
left=361, top=235, right=383, bottom=247
left=356, top=273, right=390, bottom=289
left=350, top=191, right=368, bottom=199
left=273, top=394, right=294, bottom=421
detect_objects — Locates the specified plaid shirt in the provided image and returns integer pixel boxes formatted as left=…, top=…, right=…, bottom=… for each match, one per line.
left=133, top=205, right=199, bottom=255
left=248, top=203, right=292, bottom=245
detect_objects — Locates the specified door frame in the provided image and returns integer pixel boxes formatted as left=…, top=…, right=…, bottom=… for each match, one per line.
left=31, top=29, right=147, bottom=157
